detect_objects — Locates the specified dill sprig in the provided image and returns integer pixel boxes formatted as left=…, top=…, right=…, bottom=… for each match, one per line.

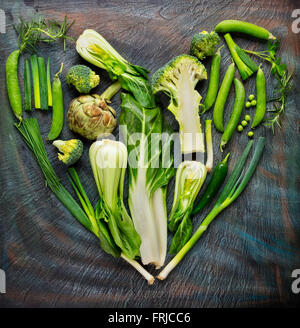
left=243, top=40, right=293, bottom=132
left=14, top=15, right=75, bottom=53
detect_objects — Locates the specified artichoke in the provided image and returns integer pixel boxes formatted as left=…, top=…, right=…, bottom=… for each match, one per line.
left=67, top=81, right=121, bottom=140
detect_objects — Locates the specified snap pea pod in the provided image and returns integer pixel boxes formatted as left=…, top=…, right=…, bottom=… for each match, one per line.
left=220, top=78, right=245, bottom=152
left=215, top=20, right=275, bottom=40
left=47, top=64, right=64, bottom=141
left=213, top=62, right=235, bottom=132
left=5, top=49, right=22, bottom=121
left=251, top=66, right=266, bottom=128
left=202, top=47, right=222, bottom=113
left=192, top=153, right=230, bottom=215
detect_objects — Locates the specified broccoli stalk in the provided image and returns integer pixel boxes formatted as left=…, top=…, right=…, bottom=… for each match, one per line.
left=152, top=55, right=207, bottom=154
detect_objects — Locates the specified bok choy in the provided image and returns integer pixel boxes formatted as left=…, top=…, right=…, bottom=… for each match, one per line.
left=168, top=161, right=207, bottom=254
left=89, top=139, right=141, bottom=260
left=120, top=94, right=175, bottom=268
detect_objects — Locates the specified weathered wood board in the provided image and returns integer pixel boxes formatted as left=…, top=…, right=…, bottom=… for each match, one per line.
left=0, top=0, right=299, bottom=307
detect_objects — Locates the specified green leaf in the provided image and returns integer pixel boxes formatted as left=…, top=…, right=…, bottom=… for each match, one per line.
left=169, top=213, right=193, bottom=254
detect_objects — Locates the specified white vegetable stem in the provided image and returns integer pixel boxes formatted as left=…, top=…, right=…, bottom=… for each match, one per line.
left=205, top=120, right=213, bottom=172
left=121, top=253, right=155, bottom=285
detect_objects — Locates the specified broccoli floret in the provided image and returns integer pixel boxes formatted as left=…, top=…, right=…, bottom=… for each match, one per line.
left=152, top=54, right=207, bottom=154
left=53, top=139, right=83, bottom=165
left=190, top=31, right=220, bottom=60
left=66, top=65, right=100, bottom=94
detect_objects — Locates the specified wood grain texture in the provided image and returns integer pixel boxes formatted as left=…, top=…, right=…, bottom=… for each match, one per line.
left=0, top=0, right=299, bottom=308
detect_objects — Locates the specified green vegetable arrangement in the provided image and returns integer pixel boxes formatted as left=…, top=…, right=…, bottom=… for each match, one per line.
left=6, top=15, right=291, bottom=285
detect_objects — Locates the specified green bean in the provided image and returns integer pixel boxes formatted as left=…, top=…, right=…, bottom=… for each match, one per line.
left=202, top=47, right=222, bottom=113
left=215, top=20, right=275, bottom=40
left=213, top=62, right=235, bottom=132
left=47, top=64, right=64, bottom=141
left=251, top=66, right=266, bottom=128
left=5, top=49, right=22, bottom=121
left=24, top=59, right=32, bottom=111
left=220, top=78, right=245, bottom=152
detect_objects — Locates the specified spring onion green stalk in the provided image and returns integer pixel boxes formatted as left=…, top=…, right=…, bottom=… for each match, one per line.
left=168, top=161, right=207, bottom=254
left=224, top=33, right=258, bottom=80
left=15, top=118, right=154, bottom=284
left=205, top=120, right=213, bottom=172
left=38, top=57, right=48, bottom=110
left=158, top=137, right=265, bottom=280
left=47, top=57, right=52, bottom=107
left=24, top=59, right=32, bottom=111
left=30, top=54, right=40, bottom=109
left=89, top=139, right=141, bottom=260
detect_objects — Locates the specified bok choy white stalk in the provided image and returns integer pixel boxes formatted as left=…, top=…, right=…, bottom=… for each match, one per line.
left=120, top=94, right=175, bottom=268
left=168, top=161, right=207, bottom=254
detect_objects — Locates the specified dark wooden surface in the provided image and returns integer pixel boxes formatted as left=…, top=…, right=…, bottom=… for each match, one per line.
left=0, top=0, right=299, bottom=308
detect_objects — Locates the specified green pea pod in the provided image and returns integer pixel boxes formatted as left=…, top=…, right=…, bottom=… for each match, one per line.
left=6, top=49, right=22, bottom=121
left=202, top=47, right=222, bottom=113
left=213, top=62, right=235, bottom=132
left=215, top=20, right=275, bottom=40
left=47, top=64, right=64, bottom=140
left=192, top=153, right=230, bottom=215
left=220, top=78, right=245, bottom=151
left=251, top=66, right=266, bottom=129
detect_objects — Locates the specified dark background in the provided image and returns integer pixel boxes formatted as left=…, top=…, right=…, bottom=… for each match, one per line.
left=0, top=0, right=299, bottom=307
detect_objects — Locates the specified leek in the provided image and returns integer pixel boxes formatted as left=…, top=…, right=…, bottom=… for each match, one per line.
left=158, top=137, right=265, bottom=280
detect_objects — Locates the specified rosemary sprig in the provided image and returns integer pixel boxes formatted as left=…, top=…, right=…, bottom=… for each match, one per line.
left=14, top=15, right=75, bottom=53
left=243, top=40, right=293, bottom=132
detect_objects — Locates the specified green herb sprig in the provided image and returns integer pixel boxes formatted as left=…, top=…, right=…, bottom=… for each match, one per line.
left=243, top=40, right=293, bottom=132
left=14, top=15, right=75, bottom=53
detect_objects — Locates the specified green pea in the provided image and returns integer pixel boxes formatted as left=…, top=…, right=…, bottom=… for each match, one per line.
left=248, top=131, right=254, bottom=138
left=245, top=101, right=251, bottom=108
left=251, top=100, right=257, bottom=106
left=248, top=94, right=255, bottom=101
left=241, top=120, right=248, bottom=126
left=245, top=114, right=251, bottom=122
left=237, top=125, right=243, bottom=132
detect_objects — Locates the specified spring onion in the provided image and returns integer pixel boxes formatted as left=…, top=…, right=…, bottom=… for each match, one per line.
left=205, top=120, right=213, bottom=172
left=38, top=56, right=48, bottom=110
left=158, top=137, right=265, bottom=280
left=47, top=57, right=52, bottom=107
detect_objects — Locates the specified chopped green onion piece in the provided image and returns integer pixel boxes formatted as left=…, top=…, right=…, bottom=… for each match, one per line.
left=47, top=57, right=52, bottom=107
left=24, top=59, right=32, bottom=111
left=30, top=54, right=40, bottom=109
left=38, top=56, right=48, bottom=110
